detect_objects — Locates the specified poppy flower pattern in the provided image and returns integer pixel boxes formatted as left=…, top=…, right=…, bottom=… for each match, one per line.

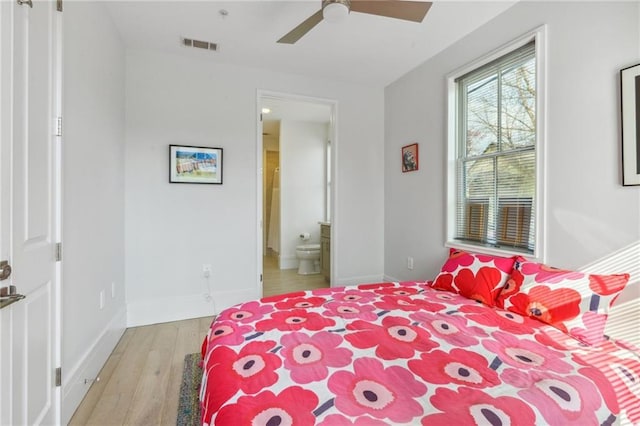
left=507, top=285, right=582, bottom=324
left=328, top=357, right=427, bottom=422
left=201, top=341, right=282, bottom=414
left=274, top=296, right=327, bottom=310
left=501, top=368, right=612, bottom=425
left=280, top=331, right=352, bottom=383
left=201, top=281, right=640, bottom=425
left=573, top=342, right=640, bottom=422
left=410, top=311, right=488, bottom=347
left=373, top=285, right=420, bottom=296
left=459, top=303, right=539, bottom=335
left=421, top=386, right=537, bottom=425
left=216, top=300, right=273, bottom=324
left=374, top=294, right=445, bottom=312
left=408, top=348, right=500, bottom=388
left=255, top=309, right=335, bottom=332
left=214, top=386, right=318, bottom=426
left=322, top=301, right=378, bottom=321
left=204, top=320, right=252, bottom=350
left=431, top=248, right=516, bottom=306
left=332, top=289, right=377, bottom=304
left=496, top=259, right=630, bottom=345
left=345, top=315, right=438, bottom=360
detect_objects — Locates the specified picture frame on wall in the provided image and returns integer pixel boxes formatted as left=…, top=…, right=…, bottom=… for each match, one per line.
left=402, top=143, right=419, bottom=173
left=169, top=145, right=223, bottom=184
left=620, top=63, right=640, bottom=186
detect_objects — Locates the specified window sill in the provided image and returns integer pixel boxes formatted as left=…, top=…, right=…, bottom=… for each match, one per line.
left=445, top=240, right=540, bottom=261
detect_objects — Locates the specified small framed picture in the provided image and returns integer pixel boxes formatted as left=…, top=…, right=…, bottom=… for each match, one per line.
left=620, top=63, right=640, bottom=186
left=169, top=145, right=223, bottom=184
left=402, top=143, right=419, bottom=173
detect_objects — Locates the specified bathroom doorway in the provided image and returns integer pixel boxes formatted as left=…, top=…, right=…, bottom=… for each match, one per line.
left=258, top=92, right=336, bottom=297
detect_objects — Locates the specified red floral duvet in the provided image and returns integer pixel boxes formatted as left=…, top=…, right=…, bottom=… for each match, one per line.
left=200, top=282, right=640, bottom=425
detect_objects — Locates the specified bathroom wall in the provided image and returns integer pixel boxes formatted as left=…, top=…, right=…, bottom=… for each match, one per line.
left=264, top=149, right=280, bottom=254
left=280, top=120, right=328, bottom=269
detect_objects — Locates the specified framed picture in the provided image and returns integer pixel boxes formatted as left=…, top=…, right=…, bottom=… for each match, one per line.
left=169, top=145, right=223, bottom=184
left=620, top=63, right=640, bottom=186
left=402, top=143, right=419, bottom=173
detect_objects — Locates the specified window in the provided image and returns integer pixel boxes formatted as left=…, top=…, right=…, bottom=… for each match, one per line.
left=448, top=31, right=545, bottom=257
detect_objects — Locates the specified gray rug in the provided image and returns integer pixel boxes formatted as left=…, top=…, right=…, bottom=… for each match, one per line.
left=176, top=353, right=202, bottom=426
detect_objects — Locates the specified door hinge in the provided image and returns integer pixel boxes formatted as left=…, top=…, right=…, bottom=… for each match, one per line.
left=56, top=0, right=62, bottom=12
left=55, top=243, right=62, bottom=262
left=56, top=117, right=62, bottom=137
left=55, top=367, right=61, bottom=387
left=260, top=274, right=263, bottom=282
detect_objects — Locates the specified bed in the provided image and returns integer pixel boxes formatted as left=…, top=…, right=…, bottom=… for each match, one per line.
left=199, top=250, right=640, bottom=425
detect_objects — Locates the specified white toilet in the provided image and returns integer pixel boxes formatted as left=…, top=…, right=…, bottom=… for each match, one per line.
left=296, top=243, right=321, bottom=275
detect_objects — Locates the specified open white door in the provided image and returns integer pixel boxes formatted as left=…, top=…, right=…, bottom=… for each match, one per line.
left=0, top=0, right=62, bottom=424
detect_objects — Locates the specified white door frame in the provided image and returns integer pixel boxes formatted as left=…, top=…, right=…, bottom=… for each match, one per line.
left=256, top=90, right=338, bottom=295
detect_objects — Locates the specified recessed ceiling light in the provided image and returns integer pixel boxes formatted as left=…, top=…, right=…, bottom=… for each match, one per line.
left=262, top=108, right=271, bottom=114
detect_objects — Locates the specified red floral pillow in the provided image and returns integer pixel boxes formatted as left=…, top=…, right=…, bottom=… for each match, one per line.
left=430, top=248, right=516, bottom=307
left=495, top=258, right=630, bottom=345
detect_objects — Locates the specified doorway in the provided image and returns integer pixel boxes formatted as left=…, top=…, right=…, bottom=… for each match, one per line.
left=258, top=92, right=336, bottom=297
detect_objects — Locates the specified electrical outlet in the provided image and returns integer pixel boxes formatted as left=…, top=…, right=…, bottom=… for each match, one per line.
left=202, top=264, right=212, bottom=278
left=99, top=290, right=105, bottom=310
left=407, top=257, right=414, bottom=270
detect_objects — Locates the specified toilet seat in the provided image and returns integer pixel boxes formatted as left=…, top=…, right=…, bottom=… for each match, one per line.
left=297, top=243, right=320, bottom=251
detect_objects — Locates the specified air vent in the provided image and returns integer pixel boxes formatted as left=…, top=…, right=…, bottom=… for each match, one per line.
left=182, top=38, right=218, bottom=52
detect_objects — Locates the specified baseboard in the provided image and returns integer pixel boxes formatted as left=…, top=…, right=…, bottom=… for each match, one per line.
left=126, top=287, right=259, bottom=327
left=333, top=274, right=385, bottom=287
left=382, top=274, right=402, bottom=283
left=61, top=306, right=127, bottom=425
left=279, top=255, right=298, bottom=270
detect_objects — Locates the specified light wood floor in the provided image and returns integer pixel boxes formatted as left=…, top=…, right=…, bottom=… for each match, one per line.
left=262, top=254, right=329, bottom=297
left=69, top=255, right=328, bottom=425
left=69, top=316, right=213, bottom=425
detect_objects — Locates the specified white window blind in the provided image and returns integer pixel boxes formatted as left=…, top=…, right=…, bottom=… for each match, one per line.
left=455, top=41, right=536, bottom=254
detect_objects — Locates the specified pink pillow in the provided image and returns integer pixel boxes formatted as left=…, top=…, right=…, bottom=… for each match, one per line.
left=430, top=248, right=516, bottom=306
left=495, top=258, right=630, bottom=345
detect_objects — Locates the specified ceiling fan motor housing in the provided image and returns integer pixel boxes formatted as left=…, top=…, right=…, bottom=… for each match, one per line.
left=322, top=0, right=351, bottom=21
left=322, top=0, right=352, bottom=9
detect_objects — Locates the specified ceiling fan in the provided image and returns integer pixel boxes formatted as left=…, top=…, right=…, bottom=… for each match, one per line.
left=277, top=0, right=433, bottom=44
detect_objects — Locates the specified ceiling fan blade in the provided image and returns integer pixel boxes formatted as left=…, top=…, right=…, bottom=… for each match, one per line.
left=278, top=9, right=324, bottom=44
left=350, top=1, right=432, bottom=23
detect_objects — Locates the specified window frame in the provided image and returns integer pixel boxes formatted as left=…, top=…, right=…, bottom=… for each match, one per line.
left=446, top=26, right=547, bottom=261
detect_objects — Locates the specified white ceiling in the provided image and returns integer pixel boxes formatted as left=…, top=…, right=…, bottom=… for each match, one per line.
left=105, top=1, right=517, bottom=88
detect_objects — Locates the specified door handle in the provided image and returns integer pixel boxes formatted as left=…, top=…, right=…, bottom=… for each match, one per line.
left=17, top=0, right=33, bottom=8
left=0, top=285, right=25, bottom=309
left=0, top=261, right=11, bottom=280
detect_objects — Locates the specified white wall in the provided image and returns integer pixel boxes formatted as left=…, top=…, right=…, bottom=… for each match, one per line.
left=125, top=50, right=384, bottom=326
left=384, top=2, right=639, bottom=313
left=279, top=120, right=327, bottom=269
left=62, top=2, right=126, bottom=422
